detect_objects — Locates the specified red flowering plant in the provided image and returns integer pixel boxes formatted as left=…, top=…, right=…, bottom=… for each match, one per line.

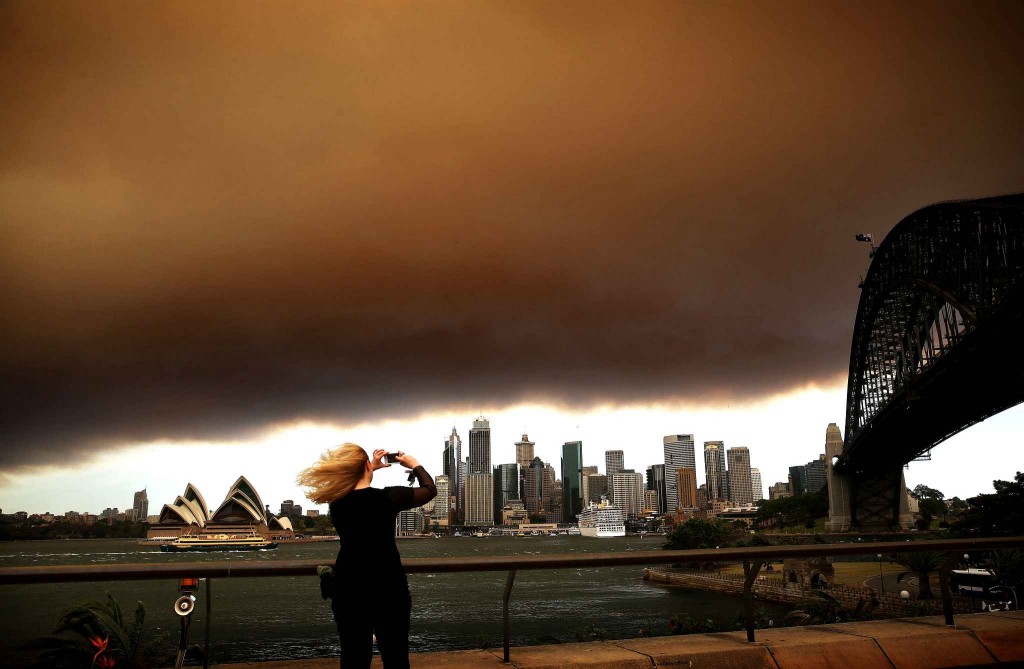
left=21, top=591, right=146, bottom=668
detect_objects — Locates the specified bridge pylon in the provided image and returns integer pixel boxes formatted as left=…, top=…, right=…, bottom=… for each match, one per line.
left=826, top=423, right=914, bottom=531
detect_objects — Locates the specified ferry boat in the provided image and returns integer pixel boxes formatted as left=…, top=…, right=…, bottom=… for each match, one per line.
left=576, top=500, right=626, bottom=537
left=160, top=530, right=278, bottom=552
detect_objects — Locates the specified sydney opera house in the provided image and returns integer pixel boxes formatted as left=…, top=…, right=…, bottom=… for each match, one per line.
left=147, top=476, right=295, bottom=540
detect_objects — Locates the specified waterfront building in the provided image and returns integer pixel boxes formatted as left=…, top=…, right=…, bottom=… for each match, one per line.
left=646, top=464, right=667, bottom=514
left=769, top=481, right=793, bottom=500
left=434, top=475, right=451, bottom=526
left=664, top=435, right=695, bottom=512
left=611, top=471, right=645, bottom=518
left=493, top=463, right=519, bottom=524
left=443, top=428, right=463, bottom=522
left=584, top=474, right=608, bottom=504
left=751, top=468, right=764, bottom=501
left=805, top=455, right=827, bottom=493
left=726, top=447, right=753, bottom=505
left=133, top=488, right=149, bottom=521
left=788, top=465, right=807, bottom=496
left=501, top=500, right=528, bottom=527
left=469, top=416, right=491, bottom=474
left=464, top=472, right=494, bottom=526
left=703, top=441, right=729, bottom=501
left=561, top=441, right=583, bottom=523
left=151, top=477, right=293, bottom=540
left=397, top=508, right=424, bottom=536
left=675, top=467, right=698, bottom=510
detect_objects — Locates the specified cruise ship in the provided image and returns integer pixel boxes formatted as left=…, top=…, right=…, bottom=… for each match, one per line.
left=577, top=501, right=626, bottom=537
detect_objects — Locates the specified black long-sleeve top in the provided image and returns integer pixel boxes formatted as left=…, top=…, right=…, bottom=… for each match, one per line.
left=328, top=465, right=436, bottom=591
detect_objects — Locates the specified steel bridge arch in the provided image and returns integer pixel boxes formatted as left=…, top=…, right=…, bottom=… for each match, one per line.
left=842, top=193, right=1024, bottom=470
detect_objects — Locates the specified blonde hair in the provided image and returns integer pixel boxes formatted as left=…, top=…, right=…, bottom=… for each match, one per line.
left=297, top=443, right=369, bottom=504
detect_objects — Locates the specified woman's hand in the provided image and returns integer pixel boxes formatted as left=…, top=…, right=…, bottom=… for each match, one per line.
left=371, top=449, right=391, bottom=471
left=395, top=452, right=420, bottom=470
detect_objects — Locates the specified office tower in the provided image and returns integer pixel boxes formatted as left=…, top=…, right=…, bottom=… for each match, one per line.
left=560, top=441, right=583, bottom=523
left=584, top=474, right=608, bottom=504
left=664, top=435, right=695, bottom=512
left=465, top=473, right=494, bottom=526
left=280, top=500, right=295, bottom=516
left=769, top=482, right=792, bottom=500
left=443, top=428, right=463, bottom=521
left=696, top=484, right=708, bottom=509
left=644, top=490, right=658, bottom=512
left=434, top=475, right=451, bottom=526
left=751, top=468, right=763, bottom=501
left=646, top=464, right=667, bottom=514
left=611, top=472, right=645, bottom=517
left=132, top=488, right=149, bottom=521
left=675, top=467, right=698, bottom=509
left=788, top=466, right=807, bottom=496
left=805, top=455, right=827, bottom=493
left=524, top=457, right=546, bottom=516
left=493, top=464, right=519, bottom=524
left=726, top=447, right=753, bottom=504
left=469, top=417, right=491, bottom=474
left=515, top=433, right=535, bottom=468
left=703, top=441, right=729, bottom=501
left=605, top=450, right=624, bottom=476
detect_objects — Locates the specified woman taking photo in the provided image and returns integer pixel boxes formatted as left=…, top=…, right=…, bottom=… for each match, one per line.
left=298, top=444, right=436, bottom=669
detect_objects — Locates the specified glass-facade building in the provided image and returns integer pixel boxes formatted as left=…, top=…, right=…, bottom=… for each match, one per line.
left=561, top=441, right=583, bottom=523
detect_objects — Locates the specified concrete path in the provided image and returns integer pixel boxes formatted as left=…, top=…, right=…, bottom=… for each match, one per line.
left=212, top=610, right=1024, bottom=668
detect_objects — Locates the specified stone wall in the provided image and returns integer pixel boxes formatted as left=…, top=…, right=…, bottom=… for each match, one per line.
left=643, top=567, right=977, bottom=617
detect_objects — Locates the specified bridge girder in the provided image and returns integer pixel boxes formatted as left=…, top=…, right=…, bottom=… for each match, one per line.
left=841, top=194, right=1024, bottom=473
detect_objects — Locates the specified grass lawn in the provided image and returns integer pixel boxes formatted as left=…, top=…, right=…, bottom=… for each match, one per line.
left=718, top=561, right=904, bottom=588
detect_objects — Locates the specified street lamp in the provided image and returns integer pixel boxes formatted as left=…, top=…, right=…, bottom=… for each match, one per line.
left=877, top=553, right=884, bottom=594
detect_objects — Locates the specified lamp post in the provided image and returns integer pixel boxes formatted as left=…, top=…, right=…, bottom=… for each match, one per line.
left=877, top=553, right=884, bottom=594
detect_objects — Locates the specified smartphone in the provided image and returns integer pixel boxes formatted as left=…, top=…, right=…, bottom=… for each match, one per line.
left=384, top=452, right=401, bottom=464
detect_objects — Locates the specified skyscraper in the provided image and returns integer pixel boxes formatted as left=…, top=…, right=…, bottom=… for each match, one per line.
left=465, top=472, right=494, bottom=526
left=788, top=465, right=807, bottom=496
left=132, top=488, right=148, bottom=521
left=560, top=441, right=583, bottom=523
left=611, top=472, right=645, bottom=517
left=605, top=450, right=624, bottom=476
left=751, top=468, right=764, bottom=501
left=675, top=467, right=698, bottom=509
left=434, top=475, right=451, bottom=526
left=646, top=464, right=666, bottom=514
left=584, top=474, right=608, bottom=504
left=469, top=417, right=491, bottom=474
left=443, top=428, right=462, bottom=522
left=805, top=455, right=827, bottom=493
left=524, top=457, right=546, bottom=516
left=703, top=441, right=729, bottom=501
left=493, top=463, right=519, bottom=524
left=515, top=433, right=535, bottom=469
left=663, top=435, right=695, bottom=512
left=726, top=447, right=753, bottom=504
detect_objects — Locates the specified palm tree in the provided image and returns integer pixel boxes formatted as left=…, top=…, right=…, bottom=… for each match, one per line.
left=895, top=551, right=944, bottom=600
left=786, top=591, right=869, bottom=625
left=24, top=591, right=146, bottom=668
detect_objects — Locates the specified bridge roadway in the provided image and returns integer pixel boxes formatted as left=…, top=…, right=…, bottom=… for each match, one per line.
left=209, top=610, right=1024, bottom=668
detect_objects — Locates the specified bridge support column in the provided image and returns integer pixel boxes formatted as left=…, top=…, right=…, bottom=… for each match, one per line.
left=826, top=437, right=851, bottom=532
left=847, top=467, right=915, bottom=531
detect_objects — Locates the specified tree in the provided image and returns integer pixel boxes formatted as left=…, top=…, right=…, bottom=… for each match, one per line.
left=528, top=513, right=547, bottom=524
left=912, top=484, right=945, bottom=500
left=663, top=517, right=739, bottom=552
left=895, top=551, right=945, bottom=600
left=952, top=472, right=1024, bottom=538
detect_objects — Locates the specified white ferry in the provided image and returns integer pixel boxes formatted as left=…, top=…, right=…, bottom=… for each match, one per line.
left=160, top=530, right=278, bottom=552
left=576, top=501, right=626, bottom=537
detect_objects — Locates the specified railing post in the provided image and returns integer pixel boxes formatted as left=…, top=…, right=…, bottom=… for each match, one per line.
left=204, top=578, right=211, bottom=669
left=742, top=559, right=764, bottom=643
left=503, top=569, right=517, bottom=663
left=938, top=552, right=958, bottom=626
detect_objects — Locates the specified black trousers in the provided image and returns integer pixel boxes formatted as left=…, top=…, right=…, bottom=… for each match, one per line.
left=333, top=587, right=411, bottom=669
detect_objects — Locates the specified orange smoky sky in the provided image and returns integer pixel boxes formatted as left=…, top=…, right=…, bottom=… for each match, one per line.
left=2, top=1, right=1023, bottom=469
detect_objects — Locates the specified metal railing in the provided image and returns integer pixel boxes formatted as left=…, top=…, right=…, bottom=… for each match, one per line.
left=2, top=536, right=1022, bottom=665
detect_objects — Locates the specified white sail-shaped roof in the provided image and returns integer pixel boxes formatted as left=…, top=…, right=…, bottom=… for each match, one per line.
left=182, top=483, right=210, bottom=522
left=158, top=500, right=199, bottom=525
left=268, top=515, right=293, bottom=531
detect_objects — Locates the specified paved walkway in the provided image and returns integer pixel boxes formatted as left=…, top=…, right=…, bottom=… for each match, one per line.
left=212, top=610, right=1024, bottom=668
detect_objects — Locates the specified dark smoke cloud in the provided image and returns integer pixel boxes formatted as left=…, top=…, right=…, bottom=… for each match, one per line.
left=2, top=1, right=1024, bottom=468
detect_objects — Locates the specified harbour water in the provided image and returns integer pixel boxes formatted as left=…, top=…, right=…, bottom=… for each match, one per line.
left=0, top=535, right=791, bottom=664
